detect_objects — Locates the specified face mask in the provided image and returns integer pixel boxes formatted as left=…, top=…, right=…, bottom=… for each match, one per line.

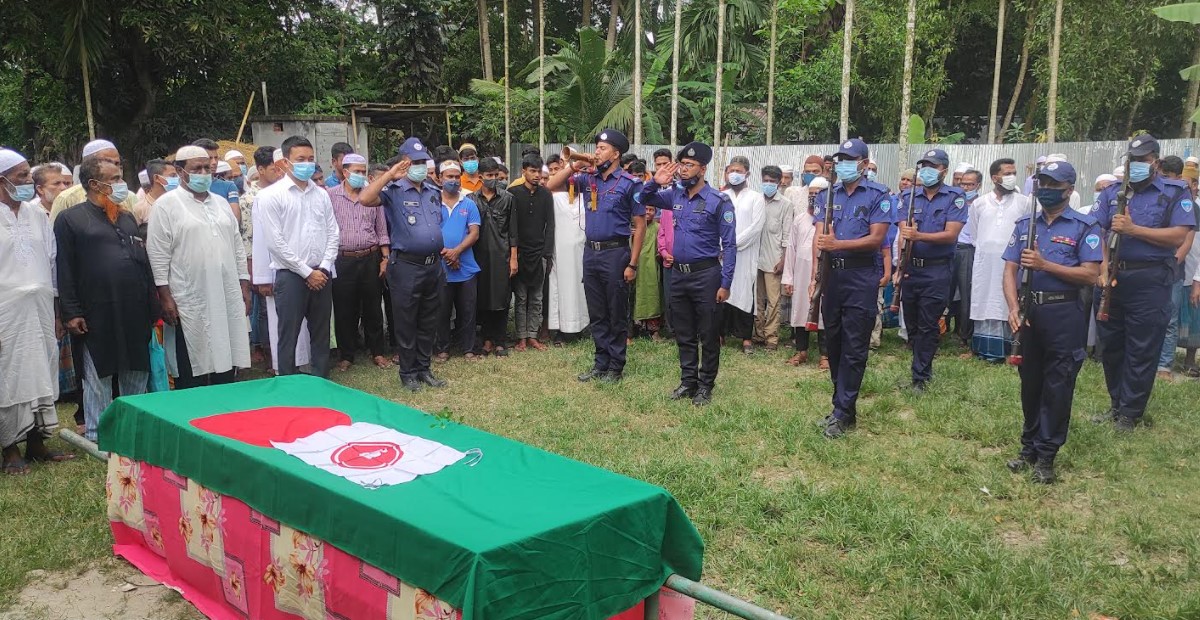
left=801, top=172, right=817, bottom=186
left=1128, top=161, right=1152, bottom=183
left=483, top=178, right=502, bottom=191
left=1036, top=187, right=1067, bottom=208
left=290, top=161, right=316, bottom=182
left=186, top=173, right=213, bottom=193
left=761, top=182, right=779, bottom=198
left=1000, top=174, right=1017, bottom=191
left=162, top=176, right=180, bottom=191
left=917, top=166, right=942, bottom=187
left=681, top=176, right=699, bottom=189
left=443, top=180, right=461, bottom=194
left=407, top=164, right=428, bottom=183
left=865, top=169, right=878, bottom=182
left=834, top=161, right=861, bottom=183
left=239, top=164, right=248, bottom=176
left=596, top=158, right=614, bottom=173
left=728, top=172, right=747, bottom=187
left=5, top=178, right=35, bottom=202
left=107, top=181, right=130, bottom=203
left=348, top=172, right=367, bottom=189
left=965, top=189, right=979, bottom=201
left=463, top=160, right=479, bottom=174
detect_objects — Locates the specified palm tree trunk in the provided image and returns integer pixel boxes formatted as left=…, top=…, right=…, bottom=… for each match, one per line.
left=1001, top=0, right=1037, bottom=142
left=479, top=0, right=494, bottom=81
left=503, top=0, right=511, bottom=159
left=582, top=0, right=593, bottom=28
left=898, top=0, right=916, bottom=172
left=1183, top=26, right=1200, bottom=138
left=1046, top=0, right=1062, bottom=142
left=669, top=0, right=682, bottom=151
left=987, top=0, right=1006, bottom=144
left=606, top=0, right=620, bottom=53
left=80, top=44, right=96, bottom=141
left=766, top=0, right=779, bottom=145
left=839, top=0, right=854, bottom=142
left=538, top=0, right=545, bottom=148
left=633, top=0, right=642, bottom=144
left=713, top=0, right=727, bottom=152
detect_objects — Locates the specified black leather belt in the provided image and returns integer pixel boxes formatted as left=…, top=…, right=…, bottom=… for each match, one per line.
left=1031, top=290, right=1079, bottom=305
left=910, top=257, right=951, bottom=267
left=396, top=251, right=439, bottom=266
left=956, top=243, right=974, bottom=249
left=829, top=256, right=875, bottom=270
left=585, top=237, right=630, bottom=251
left=340, top=247, right=377, bottom=258
left=673, top=258, right=719, bottom=274
left=1116, top=260, right=1165, bottom=271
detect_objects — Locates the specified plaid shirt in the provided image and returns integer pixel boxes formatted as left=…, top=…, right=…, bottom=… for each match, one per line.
left=328, top=184, right=390, bottom=251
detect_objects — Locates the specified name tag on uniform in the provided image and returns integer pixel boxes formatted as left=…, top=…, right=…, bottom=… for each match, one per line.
left=403, top=200, right=419, bottom=207
left=914, top=208, right=923, bottom=214
left=833, top=204, right=842, bottom=211
left=1051, top=235, right=1076, bottom=247
left=673, top=204, right=683, bottom=211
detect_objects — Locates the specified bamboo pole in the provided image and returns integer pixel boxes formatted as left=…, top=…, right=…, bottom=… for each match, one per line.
left=503, top=0, right=511, bottom=162
left=713, top=0, right=726, bottom=155
left=539, top=0, right=545, bottom=150
left=235, top=91, right=257, bottom=145
left=1047, top=0, right=1062, bottom=143
left=633, top=0, right=643, bottom=145
left=838, top=0, right=854, bottom=142
left=766, top=0, right=779, bottom=145
left=351, top=106, right=360, bottom=151
left=987, top=0, right=1006, bottom=144
left=80, top=45, right=95, bottom=141
left=669, top=0, right=683, bottom=151
left=898, top=0, right=916, bottom=174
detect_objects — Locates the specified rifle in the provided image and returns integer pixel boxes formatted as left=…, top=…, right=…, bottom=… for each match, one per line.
left=1096, top=158, right=1132, bottom=322
left=806, top=179, right=836, bottom=331
left=1007, top=175, right=1039, bottom=366
left=889, top=180, right=920, bottom=313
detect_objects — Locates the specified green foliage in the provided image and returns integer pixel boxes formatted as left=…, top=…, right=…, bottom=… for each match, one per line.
left=1153, top=2, right=1200, bottom=24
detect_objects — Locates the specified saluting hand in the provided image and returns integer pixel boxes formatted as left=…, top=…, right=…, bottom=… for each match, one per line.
left=386, top=159, right=411, bottom=182
left=654, top=162, right=677, bottom=187
left=1019, top=248, right=1047, bottom=272
left=1111, top=213, right=1135, bottom=235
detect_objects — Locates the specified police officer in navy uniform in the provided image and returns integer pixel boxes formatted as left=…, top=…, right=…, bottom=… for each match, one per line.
left=1091, top=133, right=1196, bottom=430
left=546, top=129, right=647, bottom=383
left=1002, top=161, right=1102, bottom=484
left=896, top=148, right=968, bottom=392
left=360, top=137, right=448, bottom=392
left=812, top=139, right=893, bottom=438
left=640, top=142, right=736, bottom=405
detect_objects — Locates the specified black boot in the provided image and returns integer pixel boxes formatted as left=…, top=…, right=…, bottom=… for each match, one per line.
left=1006, top=454, right=1036, bottom=473
left=1032, top=459, right=1056, bottom=484
left=669, top=384, right=697, bottom=400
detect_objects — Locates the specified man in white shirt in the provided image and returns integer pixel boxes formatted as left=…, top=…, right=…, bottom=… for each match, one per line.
left=966, top=157, right=1031, bottom=361
left=722, top=156, right=765, bottom=355
left=257, top=136, right=340, bottom=378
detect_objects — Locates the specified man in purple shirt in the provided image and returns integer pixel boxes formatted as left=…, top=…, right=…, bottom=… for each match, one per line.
left=329, top=154, right=391, bottom=370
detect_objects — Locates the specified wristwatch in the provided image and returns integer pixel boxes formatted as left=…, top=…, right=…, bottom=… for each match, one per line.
left=627, top=264, right=639, bottom=271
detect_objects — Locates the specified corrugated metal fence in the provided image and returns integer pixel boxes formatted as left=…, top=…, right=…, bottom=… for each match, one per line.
left=545, top=140, right=1199, bottom=204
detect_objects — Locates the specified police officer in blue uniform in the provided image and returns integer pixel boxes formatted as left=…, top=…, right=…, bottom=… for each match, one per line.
left=1002, top=161, right=1102, bottom=484
left=1091, top=134, right=1196, bottom=430
left=546, top=129, right=647, bottom=383
left=896, top=149, right=968, bottom=392
left=640, top=142, right=736, bottom=405
left=813, top=139, right=893, bottom=438
left=360, top=137, right=448, bottom=392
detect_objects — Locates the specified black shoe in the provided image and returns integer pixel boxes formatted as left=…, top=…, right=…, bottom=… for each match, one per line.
left=910, top=381, right=928, bottom=394
left=401, top=377, right=424, bottom=392
left=823, top=416, right=855, bottom=439
left=1091, top=407, right=1118, bottom=425
left=1115, top=415, right=1139, bottom=432
left=599, top=371, right=623, bottom=384
left=691, top=388, right=712, bottom=406
left=669, top=384, right=697, bottom=400
left=1032, top=460, right=1056, bottom=484
left=417, top=372, right=447, bottom=388
left=578, top=368, right=603, bottom=382
left=1006, top=455, right=1036, bottom=473
left=816, top=413, right=856, bottom=429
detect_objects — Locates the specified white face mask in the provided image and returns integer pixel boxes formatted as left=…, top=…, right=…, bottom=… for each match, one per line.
left=1000, top=174, right=1018, bottom=191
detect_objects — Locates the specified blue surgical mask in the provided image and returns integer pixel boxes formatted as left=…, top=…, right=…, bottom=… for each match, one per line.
left=443, top=180, right=461, bottom=194
left=965, top=189, right=979, bottom=201
left=1036, top=187, right=1067, bottom=208
left=290, top=161, right=317, bottom=182
left=917, top=166, right=942, bottom=187
left=161, top=176, right=180, bottom=191
left=1128, top=161, right=1152, bottom=183
left=728, top=172, right=747, bottom=186
left=801, top=172, right=817, bottom=186
left=463, top=160, right=479, bottom=174
left=835, top=161, right=861, bottom=183
left=865, top=169, right=878, bottom=182
left=407, top=164, right=428, bottom=183
left=239, top=164, right=248, bottom=176
left=761, top=182, right=779, bottom=198
left=108, top=181, right=130, bottom=203
left=186, top=173, right=213, bottom=194
left=5, top=178, right=35, bottom=202
left=348, top=172, right=367, bottom=189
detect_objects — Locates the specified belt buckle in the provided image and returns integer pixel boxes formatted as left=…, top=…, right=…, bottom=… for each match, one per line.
left=678, top=263, right=692, bottom=274
left=831, top=257, right=845, bottom=269
left=1031, top=291, right=1044, bottom=304
left=912, top=257, right=925, bottom=268
left=425, top=255, right=436, bottom=266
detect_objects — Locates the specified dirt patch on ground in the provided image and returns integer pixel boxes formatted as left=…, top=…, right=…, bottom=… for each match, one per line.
left=997, top=524, right=1048, bottom=550
left=752, top=465, right=799, bottom=490
left=0, top=560, right=202, bottom=620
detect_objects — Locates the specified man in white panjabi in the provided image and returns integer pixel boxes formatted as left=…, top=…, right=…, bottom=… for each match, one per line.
left=546, top=158, right=589, bottom=337
left=966, top=157, right=1032, bottom=361
left=782, top=176, right=827, bottom=366
left=0, top=149, right=72, bottom=475
left=148, top=146, right=251, bottom=388
left=721, top=156, right=765, bottom=355
left=252, top=149, right=312, bottom=374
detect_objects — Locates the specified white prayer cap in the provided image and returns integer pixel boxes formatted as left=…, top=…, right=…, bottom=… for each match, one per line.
left=780, top=165, right=794, bottom=174
left=82, top=139, right=117, bottom=157
left=272, top=149, right=284, bottom=162
left=51, top=162, right=71, bottom=175
left=1188, top=156, right=1200, bottom=166
left=342, top=153, right=367, bottom=166
left=246, top=166, right=259, bottom=182
left=493, top=156, right=504, bottom=164
left=216, top=161, right=232, bottom=174
left=174, top=145, right=209, bottom=162
left=1096, top=174, right=1118, bottom=185
left=224, top=149, right=245, bottom=161
left=541, top=165, right=550, bottom=174
left=954, top=162, right=974, bottom=174
left=438, top=160, right=461, bottom=173
left=138, top=170, right=150, bottom=186
left=1112, top=165, right=1124, bottom=178
left=0, top=148, right=27, bottom=174
left=809, top=176, right=830, bottom=190
left=1045, top=153, right=1068, bottom=163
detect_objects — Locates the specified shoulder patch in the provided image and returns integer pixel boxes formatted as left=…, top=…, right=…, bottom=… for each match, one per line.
left=1085, top=233, right=1100, bottom=249
left=880, top=199, right=891, bottom=212
left=954, top=197, right=965, bottom=208
left=1183, top=199, right=1194, bottom=213
left=723, top=210, right=734, bottom=223
left=1008, top=233, right=1017, bottom=247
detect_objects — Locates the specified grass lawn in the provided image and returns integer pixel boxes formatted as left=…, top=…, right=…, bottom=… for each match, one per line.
left=3, top=330, right=1200, bottom=618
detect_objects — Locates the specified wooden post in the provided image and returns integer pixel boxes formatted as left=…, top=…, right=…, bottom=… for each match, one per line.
left=235, top=92, right=257, bottom=145
left=503, top=0, right=511, bottom=162
left=80, top=46, right=95, bottom=140
left=987, top=0, right=1006, bottom=144
left=898, top=0, right=916, bottom=174
left=839, top=0, right=854, bottom=142
left=766, top=0, right=779, bottom=145
left=633, top=0, right=643, bottom=145
left=713, top=0, right=726, bottom=153
left=261, top=81, right=270, bottom=116
left=669, top=0, right=683, bottom=151
left=1047, top=0, right=1063, bottom=143
left=350, top=106, right=360, bottom=151
left=539, top=0, right=546, bottom=150
left=446, top=108, right=453, bottom=145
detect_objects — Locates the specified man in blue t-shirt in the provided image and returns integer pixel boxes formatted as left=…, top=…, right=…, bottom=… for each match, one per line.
left=434, top=159, right=482, bottom=361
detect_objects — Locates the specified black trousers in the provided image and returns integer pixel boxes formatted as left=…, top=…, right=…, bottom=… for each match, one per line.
left=721, top=304, right=754, bottom=340
left=479, top=308, right=509, bottom=347
left=387, top=256, right=445, bottom=380
left=670, top=265, right=723, bottom=391
left=1018, top=298, right=1087, bottom=461
left=173, top=320, right=235, bottom=390
left=274, top=269, right=333, bottom=378
left=438, top=276, right=478, bottom=354
left=793, top=327, right=827, bottom=354
left=332, top=249, right=387, bottom=362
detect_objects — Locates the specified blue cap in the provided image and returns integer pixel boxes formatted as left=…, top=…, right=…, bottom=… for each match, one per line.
left=397, top=137, right=428, bottom=160
left=1127, top=133, right=1159, bottom=157
left=677, top=141, right=713, bottom=166
left=917, top=148, right=949, bottom=167
left=834, top=138, right=869, bottom=160
left=595, top=129, right=630, bottom=154
left=1037, top=161, right=1077, bottom=184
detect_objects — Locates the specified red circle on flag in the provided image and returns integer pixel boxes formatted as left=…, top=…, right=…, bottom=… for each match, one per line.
left=330, top=442, right=404, bottom=470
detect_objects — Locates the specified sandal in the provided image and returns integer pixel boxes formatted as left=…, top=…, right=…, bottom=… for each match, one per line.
left=3, top=458, right=29, bottom=475
left=494, top=347, right=509, bottom=357
left=373, top=356, right=391, bottom=369
left=818, top=356, right=830, bottom=370
left=786, top=352, right=808, bottom=366
left=27, top=450, right=76, bottom=463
